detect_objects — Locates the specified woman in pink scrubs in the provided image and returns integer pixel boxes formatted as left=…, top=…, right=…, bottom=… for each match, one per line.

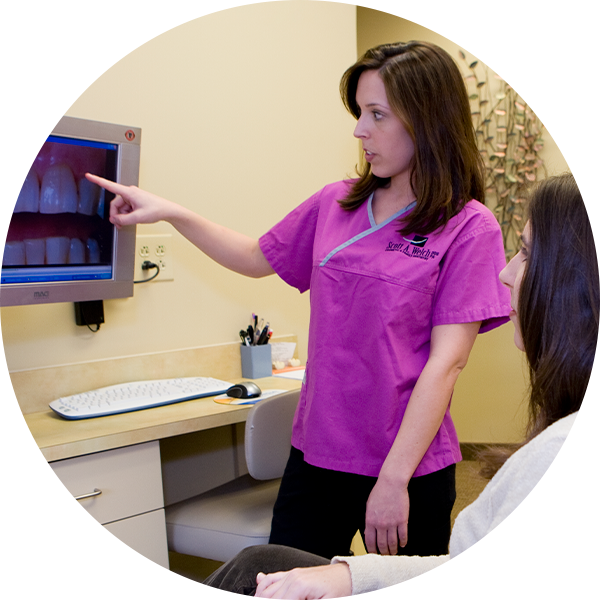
left=87, top=41, right=510, bottom=559
left=200, top=172, right=595, bottom=598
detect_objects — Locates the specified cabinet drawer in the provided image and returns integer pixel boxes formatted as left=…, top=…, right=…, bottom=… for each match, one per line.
left=104, top=509, right=169, bottom=569
left=50, top=441, right=164, bottom=525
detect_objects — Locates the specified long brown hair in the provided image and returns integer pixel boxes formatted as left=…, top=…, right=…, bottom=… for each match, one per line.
left=480, top=173, right=599, bottom=478
left=339, top=41, right=485, bottom=236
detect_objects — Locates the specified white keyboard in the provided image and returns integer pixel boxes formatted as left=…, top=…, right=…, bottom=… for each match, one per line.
left=49, top=377, right=234, bottom=420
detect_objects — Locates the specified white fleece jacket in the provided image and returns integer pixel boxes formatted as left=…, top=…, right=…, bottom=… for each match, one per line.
left=332, top=412, right=577, bottom=594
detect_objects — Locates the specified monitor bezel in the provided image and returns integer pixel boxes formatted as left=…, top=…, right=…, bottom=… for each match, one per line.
left=0, top=116, right=140, bottom=307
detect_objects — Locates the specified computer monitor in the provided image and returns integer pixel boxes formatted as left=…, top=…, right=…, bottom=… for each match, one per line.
left=0, top=116, right=140, bottom=306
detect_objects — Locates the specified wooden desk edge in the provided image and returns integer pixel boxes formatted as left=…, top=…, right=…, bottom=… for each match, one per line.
left=25, top=376, right=302, bottom=462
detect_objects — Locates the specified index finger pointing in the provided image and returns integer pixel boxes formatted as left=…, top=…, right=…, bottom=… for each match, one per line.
left=85, top=172, right=127, bottom=194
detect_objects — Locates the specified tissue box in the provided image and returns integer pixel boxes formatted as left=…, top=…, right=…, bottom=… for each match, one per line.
left=240, top=344, right=272, bottom=379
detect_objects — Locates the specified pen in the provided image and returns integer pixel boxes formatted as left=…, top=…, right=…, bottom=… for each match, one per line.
left=257, top=323, right=270, bottom=345
left=241, top=315, right=271, bottom=346
left=253, top=319, right=262, bottom=344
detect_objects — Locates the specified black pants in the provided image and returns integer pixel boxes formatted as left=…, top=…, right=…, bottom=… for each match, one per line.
left=269, top=447, right=456, bottom=559
left=203, top=545, right=329, bottom=595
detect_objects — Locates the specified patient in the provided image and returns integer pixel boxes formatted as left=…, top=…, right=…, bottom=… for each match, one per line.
left=204, top=173, right=598, bottom=597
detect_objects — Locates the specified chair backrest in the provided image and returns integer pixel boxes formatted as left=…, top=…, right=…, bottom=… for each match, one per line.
left=244, top=389, right=300, bottom=481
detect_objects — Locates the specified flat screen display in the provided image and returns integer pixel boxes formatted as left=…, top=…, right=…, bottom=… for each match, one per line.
left=2, top=135, right=117, bottom=284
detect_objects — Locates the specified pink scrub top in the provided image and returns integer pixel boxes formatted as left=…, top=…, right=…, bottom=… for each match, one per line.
left=259, top=180, right=511, bottom=478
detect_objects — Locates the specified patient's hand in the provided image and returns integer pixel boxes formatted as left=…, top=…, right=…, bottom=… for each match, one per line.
left=254, top=563, right=352, bottom=599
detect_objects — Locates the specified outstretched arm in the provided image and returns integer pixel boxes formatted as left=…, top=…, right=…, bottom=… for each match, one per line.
left=86, top=173, right=275, bottom=278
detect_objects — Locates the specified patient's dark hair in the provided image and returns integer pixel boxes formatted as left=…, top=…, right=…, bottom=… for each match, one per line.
left=480, top=173, right=599, bottom=478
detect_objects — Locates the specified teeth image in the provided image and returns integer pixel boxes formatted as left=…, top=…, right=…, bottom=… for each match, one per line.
left=46, top=236, right=70, bottom=264
left=68, top=238, right=85, bottom=264
left=78, top=177, right=101, bottom=216
left=40, top=164, right=78, bottom=214
left=96, top=188, right=106, bottom=217
left=24, top=238, right=46, bottom=265
left=86, top=238, right=100, bottom=264
left=15, top=169, right=40, bottom=213
left=3, top=241, right=25, bottom=266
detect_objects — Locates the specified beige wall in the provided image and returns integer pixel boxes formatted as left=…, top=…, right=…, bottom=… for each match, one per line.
left=1, top=2, right=357, bottom=372
left=355, top=7, right=566, bottom=442
left=2, top=3, right=539, bottom=443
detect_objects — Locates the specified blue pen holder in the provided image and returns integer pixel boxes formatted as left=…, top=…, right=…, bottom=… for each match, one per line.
left=241, top=344, right=272, bottom=379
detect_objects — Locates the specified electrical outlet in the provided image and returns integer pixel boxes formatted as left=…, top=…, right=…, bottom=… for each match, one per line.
left=134, top=234, right=174, bottom=282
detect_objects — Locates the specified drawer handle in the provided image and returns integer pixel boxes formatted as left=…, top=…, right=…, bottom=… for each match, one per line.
left=74, top=488, right=102, bottom=501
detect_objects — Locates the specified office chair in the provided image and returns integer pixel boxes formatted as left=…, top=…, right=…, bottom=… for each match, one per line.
left=165, top=389, right=300, bottom=563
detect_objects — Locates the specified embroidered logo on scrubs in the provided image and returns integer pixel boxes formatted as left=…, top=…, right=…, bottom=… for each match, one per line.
left=404, top=235, right=428, bottom=247
left=385, top=236, right=440, bottom=261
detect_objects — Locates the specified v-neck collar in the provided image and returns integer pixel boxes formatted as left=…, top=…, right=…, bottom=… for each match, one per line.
left=319, top=194, right=417, bottom=267
left=367, top=192, right=416, bottom=228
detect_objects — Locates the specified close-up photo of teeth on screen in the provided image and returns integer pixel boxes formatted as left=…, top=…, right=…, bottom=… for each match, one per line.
left=2, top=136, right=117, bottom=270
left=1, top=1, right=596, bottom=599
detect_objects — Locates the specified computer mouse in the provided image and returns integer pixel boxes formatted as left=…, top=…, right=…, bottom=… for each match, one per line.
left=226, top=381, right=262, bottom=399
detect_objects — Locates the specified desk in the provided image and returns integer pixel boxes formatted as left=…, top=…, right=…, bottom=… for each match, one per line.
left=24, top=375, right=302, bottom=570
left=26, top=375, right=301, bottom=462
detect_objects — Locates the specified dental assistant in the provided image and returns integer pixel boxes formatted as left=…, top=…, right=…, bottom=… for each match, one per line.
left=87, top=40, right=511, bottom=559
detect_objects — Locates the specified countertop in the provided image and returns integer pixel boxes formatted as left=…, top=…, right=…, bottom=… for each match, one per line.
left=25, top=376, right=302, bottom=462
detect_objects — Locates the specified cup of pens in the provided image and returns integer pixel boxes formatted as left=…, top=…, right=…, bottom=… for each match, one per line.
left=239, top=314, right=273, bottom=379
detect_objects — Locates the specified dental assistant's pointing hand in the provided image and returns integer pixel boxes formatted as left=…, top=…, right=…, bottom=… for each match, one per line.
left=85, top=173, right=275, bottom=279
left=85, top=173, right=176, bottom=228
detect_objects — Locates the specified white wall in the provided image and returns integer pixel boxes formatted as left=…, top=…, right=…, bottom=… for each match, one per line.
left=1, top=1, right=358, bottom=372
